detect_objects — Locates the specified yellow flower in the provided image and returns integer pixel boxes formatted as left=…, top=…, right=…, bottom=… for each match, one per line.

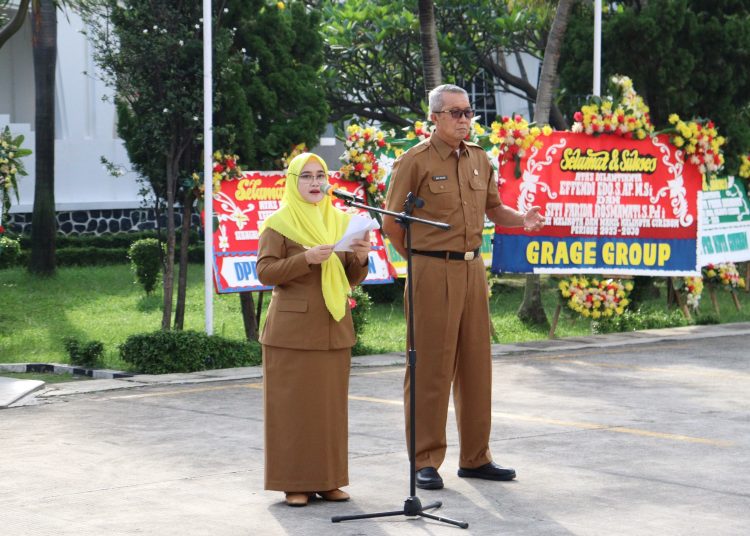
left=542, top=125, right=552, bottom=136
left=668, top=114, right=679, bottom=125
left=277, top=1, right=285, bottom=9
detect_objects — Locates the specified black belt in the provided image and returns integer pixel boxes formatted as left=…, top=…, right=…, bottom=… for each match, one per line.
left=411, top=248, right=480, bottom=261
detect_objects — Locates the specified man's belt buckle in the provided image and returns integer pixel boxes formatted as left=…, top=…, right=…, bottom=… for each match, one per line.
left=463, top=251, right=475, bottom=261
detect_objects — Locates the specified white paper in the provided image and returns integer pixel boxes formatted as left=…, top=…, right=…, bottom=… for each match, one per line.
left=334, top=214, right=380, bottom=251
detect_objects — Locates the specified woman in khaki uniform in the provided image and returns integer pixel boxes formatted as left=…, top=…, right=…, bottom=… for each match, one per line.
left=257, top=152, right=371, bottom=507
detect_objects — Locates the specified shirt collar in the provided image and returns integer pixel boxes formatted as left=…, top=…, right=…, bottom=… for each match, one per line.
left=431, top=133, right=467, bottom=160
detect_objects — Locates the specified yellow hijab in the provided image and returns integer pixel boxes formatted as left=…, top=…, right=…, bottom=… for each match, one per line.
left=262, top=153, right=352, bottom=321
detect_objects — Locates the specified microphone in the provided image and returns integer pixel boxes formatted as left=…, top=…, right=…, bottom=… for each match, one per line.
left=320, top=183, right=366, bottom=204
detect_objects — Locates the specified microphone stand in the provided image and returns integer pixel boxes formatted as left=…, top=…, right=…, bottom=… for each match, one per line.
left=331, top=192, right=469, bottom=529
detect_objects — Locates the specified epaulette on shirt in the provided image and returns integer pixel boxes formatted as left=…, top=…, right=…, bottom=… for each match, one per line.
left=396, top=139, right=431, bottom=161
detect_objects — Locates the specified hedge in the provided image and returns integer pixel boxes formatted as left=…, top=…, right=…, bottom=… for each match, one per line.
left=119, top=330, right=261, bottom=374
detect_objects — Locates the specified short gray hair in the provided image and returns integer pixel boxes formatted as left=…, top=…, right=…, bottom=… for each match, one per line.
left=428, top=84, right=469, bottom=115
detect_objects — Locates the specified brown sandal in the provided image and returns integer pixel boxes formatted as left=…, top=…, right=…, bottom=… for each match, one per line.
left=316, top=488, right=350, bottom=502
left=285, top=492, right=312, bottom=507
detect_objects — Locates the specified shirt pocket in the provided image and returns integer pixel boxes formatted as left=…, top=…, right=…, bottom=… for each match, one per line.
left=469, top=175, right=489, bottom=211
left=277, top=299, right=308, bottom=313
left=426, top=179, right=458, bottom=213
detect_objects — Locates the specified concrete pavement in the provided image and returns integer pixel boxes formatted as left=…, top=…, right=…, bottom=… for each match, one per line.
left=1, top=322, right=750, bottom=535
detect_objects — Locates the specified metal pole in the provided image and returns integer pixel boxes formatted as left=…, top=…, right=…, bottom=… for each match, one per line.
left=593, top=0, right=602, bottom=96
left=202, top=0, right=214, bottom=334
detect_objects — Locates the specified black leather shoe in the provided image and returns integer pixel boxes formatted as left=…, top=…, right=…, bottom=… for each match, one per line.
left=457, top=462, right=516, bottom=481
left=416, top=467, right=444, bottom=490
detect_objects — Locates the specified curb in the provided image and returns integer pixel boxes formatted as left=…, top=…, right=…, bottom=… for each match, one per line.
left=0, top=363, right=133, bottom=380
left=3, top=321, right=750, bottom=409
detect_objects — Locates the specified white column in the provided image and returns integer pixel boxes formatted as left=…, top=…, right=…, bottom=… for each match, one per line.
left=203, top=0, right=214, bottom=335
left=593, top=0, right=602, bottom=96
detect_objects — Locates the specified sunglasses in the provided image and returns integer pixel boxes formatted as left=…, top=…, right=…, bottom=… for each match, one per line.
left=436, top=108, right=475, bottom=120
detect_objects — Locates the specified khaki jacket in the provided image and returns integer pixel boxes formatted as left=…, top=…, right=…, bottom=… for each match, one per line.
left=257, top=228, right=370, bottom=350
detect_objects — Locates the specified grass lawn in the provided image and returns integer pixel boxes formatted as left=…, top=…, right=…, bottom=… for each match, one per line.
left=2, top=264, right=749, bottom=371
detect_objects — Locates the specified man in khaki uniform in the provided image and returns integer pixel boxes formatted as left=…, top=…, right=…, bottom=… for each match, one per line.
left=382, top=84, right=545, bottom=490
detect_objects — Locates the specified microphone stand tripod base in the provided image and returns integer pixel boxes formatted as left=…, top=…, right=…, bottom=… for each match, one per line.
left=331, top=496, right=468, bottom=529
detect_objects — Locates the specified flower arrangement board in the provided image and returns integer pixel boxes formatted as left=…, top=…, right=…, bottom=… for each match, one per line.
left=493, top=131, right=702, bottom=276
left=208, top=171, right=392, bottom=293
left=699, top=177, right=750, bottom=266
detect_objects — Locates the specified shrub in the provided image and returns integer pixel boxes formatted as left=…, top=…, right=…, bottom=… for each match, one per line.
left=350, top=285, right=372, bottom=336
left=18, top=230, right=202, bottom=249
left=58, top=247, right=129, bottom=266
left=13, top=231, right=203, bottom=268
left=119, top=330, right=261, bottom=374
left=62, top=337, right=104, bottom=368
left=593, top=308, right=690, bottom=334
left=128, top=238, right=164, bottom=294
left=364, top=278, right=404, bottom=303
left=694, top=312, right=720, bottom=325
left=0, top=234, right=21, bottom=269
left=350, top=285, right=373, bottom=355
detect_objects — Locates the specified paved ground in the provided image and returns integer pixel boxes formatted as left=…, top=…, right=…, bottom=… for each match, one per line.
left=1, top=323, right=750, bottom=535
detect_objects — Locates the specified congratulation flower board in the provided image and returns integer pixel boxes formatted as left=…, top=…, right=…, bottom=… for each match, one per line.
left=209, top=171, right=392, bottom=293
left=699, top=177, right=750, bottom=266
left=493, top=131, right=703, bottom=276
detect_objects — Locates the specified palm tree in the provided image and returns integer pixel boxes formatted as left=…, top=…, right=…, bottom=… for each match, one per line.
left=517, top=0, right=575, bottom=326
left=28, top=0, right=57, bottom=276
left=417, top=0, right=441, bottom=92
left=0, top=0, right=31, bottom=48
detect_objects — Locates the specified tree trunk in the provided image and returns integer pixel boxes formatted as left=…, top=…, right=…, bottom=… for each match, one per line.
left=631, top=275, right=660, bottom=309
left=173, top=192, right=195, bottom=330
left=161, top=145, right=178, bottom=330
left=239, top=292, right=258, bottom=341
left=533, top=0, right=574, bottom=126
left=29, top=0, right=57, bottom=276
left=518, top=274, right=549, bottom=327
left=417, top=0, right=442, bottom=93
left=517, top=0, right=574, bottom=326
left=0, top=0, right=31, bottom=49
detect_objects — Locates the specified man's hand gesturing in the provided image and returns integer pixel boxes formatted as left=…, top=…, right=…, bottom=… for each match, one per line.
left=523, top=206, right=546, bottom=232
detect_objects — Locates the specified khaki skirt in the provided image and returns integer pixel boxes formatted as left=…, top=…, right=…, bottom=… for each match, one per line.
left=263, top=345, right=351, bottom=492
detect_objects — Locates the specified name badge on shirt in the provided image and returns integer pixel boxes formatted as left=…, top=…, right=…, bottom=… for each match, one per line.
left=432, top=175, right=448, bottom=181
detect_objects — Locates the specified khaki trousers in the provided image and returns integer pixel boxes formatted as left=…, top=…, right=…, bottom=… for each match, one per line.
left=404, top=254, right=494, bottom=471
